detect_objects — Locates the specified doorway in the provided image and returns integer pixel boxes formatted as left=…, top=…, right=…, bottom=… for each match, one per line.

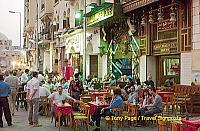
left=157, top=55, right=180, bottom=86
left=90, top=55, right=98, bottom=77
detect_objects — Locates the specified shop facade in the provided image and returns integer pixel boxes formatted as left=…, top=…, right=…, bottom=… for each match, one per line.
left=123, top=0, right=192, bottom=86
left=85, top=2, right=127, bottom=80
left=62, top=29, right=83, bottom=79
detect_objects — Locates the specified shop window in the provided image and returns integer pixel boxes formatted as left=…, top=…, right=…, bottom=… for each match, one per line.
left=163, top=58, right=180, bottom=76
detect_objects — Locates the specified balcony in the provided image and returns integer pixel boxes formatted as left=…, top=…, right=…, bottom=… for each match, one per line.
left=40, top=0, right=53, bottom=22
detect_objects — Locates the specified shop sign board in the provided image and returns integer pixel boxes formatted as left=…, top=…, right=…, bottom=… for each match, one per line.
left=153, top=39, right=178, bottom=55
left=86, top=5, right=114, bottom=27
left=65, top=33, right=81, bottom=53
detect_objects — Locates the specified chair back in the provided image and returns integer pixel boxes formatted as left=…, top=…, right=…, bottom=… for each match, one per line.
left=40, top=96, right=48, bottom=103
left=190, top=93, right=200, bottom=104
left=112, top=108, right=123, bottom=117
left=79, top=101, right=90, bottom=118
left=127, top=103, right=137, bottom=116
left=171, top=122, right=179, bottom=131
left=157, top=120, right=168, bottom=131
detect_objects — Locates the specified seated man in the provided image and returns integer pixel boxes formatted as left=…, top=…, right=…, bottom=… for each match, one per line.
left=143, top=87, right=162, bottom=117
left=48, top=86, right=76, bottom=126
left=39, top=81, right=51, bottom=97
left=48, top=86, right=76, bottom=104
left=39, top=80, right=51, bottom=115
left=127, top=86, right=138, bottom=104
left=90, top=88, right=124, bottom=131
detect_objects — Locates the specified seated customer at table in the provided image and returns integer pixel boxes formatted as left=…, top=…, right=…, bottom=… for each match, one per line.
left=164, top=77, right=175, bottom=87
left=39, top=80, right=51, bottom=97
left=139, top=88, right=153, bottom=109
left=48, top=86, right=76, bottom=104
left=90, top=88, right=124, bottom=131
left=142, top=87, right=162, bottom=116
left=117, top=84, right=128, bottom=101
left=143, top=76, right=154, bottom=88
left=48, top=86, right=76, bottom=126
left=127, top=86, right=138, bottom=104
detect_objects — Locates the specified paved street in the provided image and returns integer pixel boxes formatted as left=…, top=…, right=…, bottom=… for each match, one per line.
left=2, top=109, right=157, bottom=131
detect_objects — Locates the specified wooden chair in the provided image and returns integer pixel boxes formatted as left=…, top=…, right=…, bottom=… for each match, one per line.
left=80, top=96, right=91, bottom=103
left=112, top=108, right=124, bottom=130
left=162, top=94, right=174, bottom=114
left=173, top=93, right=189, bottom=114
left=190, top=93, right=200, bottom=114
left=40, top=96, right=50, bottom=116
left=72, top=101, right=90, bottom=131
left=157, top=120, right=169, bottom=131
left=123, top=103, right=137, bottom=127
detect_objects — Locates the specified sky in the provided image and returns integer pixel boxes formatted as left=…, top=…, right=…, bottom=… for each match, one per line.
left=0, top=0, right=24, bottom=46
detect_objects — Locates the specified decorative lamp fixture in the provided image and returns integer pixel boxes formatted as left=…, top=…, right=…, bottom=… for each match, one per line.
left=131, top=14, right=136, bottom=33
left=141, top=10, right=146, bottom=26
left=157, top=6, right=163, bottom=22
left=149, top=9, right=154, bottom=24
left=170, top=1, right=176, bottom=23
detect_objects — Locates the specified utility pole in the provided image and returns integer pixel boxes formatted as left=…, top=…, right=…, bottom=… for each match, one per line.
left=83, top=0, right=87, bottom=81
left=35, top=0, right=39, bottom=71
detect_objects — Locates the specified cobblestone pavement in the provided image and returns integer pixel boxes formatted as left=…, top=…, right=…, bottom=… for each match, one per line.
left=2, top=109, right=157, bottom=131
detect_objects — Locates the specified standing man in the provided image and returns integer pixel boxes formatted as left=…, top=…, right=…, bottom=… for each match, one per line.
left=69, top=73, right=84, bottom=111
left=4, top=71, right=19, bottom=116
left=0, top=74, right=12, bottom=128
left=26, top=71, right=40, bottom=127
left=21, top=69, right=29, bottom=87
left=20, top=69, right=29, bottom=107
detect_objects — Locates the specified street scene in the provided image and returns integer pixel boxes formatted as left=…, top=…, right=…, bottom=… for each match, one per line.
left=0, top=0, right=200, bottom=131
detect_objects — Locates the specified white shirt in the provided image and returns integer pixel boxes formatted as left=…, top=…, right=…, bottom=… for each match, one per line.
left=21, top=73, right=28, bottom=83
left=48, top=92, right=72, bottom=104
left=39, top=86, right=51, bottom=97
left=27, top=77, right=40, bottom=99
left=38, top=74, right=45, bottom=82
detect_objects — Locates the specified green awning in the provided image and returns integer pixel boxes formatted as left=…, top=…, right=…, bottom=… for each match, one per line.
left=84, top=2, right=113, bottom=17
left=84, top=2, right=126, bottom=27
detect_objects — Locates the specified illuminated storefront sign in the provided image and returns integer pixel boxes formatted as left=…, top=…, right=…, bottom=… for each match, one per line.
left=86, top=5, right=114, bottom=26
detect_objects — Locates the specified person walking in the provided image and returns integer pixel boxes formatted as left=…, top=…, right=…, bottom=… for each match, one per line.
left=0, top=74, right=12, bottom=128
left=26, top=71, right=40, bottom=127
left=4, top=71, right=19, bottom=116
left=19, top=69, right=29, bottom=108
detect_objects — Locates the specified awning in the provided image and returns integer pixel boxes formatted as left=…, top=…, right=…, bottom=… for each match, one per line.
left=84, top=2, right=126, bottom=27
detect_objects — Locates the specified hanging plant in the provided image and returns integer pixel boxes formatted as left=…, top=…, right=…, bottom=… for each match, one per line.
left=98, top=46, right=107, bottom=57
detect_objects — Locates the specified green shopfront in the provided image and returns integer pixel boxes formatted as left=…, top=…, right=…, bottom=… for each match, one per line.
left=85, top=2, right=133, bottom=80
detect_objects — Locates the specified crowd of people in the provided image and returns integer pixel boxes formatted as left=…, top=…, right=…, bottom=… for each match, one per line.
left=0, top=69, right=164, bottom=130
left=0, top=69, right=84, bottom=128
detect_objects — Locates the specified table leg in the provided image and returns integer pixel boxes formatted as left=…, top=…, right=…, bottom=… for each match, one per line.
left=69, top=112, right=73, bottom=129
left=58, top=110, right=60, bottom=131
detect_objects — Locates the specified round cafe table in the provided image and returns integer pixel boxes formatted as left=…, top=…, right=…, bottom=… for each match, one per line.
left=54, top=103, right=73, bottom=131
left=88, top=102, right=109, bottom=115
left=89, top=92, right=110, bottom=101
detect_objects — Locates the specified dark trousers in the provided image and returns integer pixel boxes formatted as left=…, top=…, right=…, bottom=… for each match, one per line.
left=0, top=97, right=12, bottom=126
left=91, top=107, right=114, bottom=127
left=71, top=92, right=81, bottom=111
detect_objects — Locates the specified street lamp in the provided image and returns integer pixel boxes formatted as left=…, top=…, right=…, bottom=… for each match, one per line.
left=9, top=11, right=22, bottom=48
